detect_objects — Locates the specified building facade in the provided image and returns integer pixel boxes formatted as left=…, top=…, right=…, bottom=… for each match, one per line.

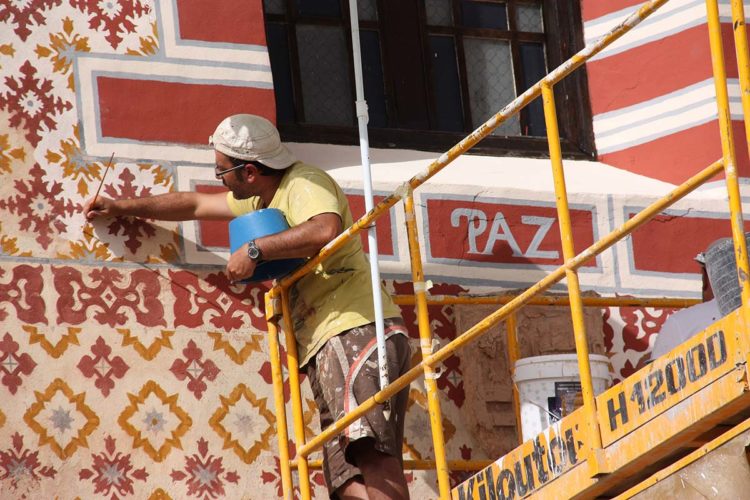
left=0, top=0, right=745, bottom=497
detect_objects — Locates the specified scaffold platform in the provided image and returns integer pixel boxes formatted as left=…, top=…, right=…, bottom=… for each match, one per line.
left=452, top=307, right=750, bottom=499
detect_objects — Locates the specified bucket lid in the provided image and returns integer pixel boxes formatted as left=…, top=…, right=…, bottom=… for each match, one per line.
left=513, top=354, right=611, bottom=383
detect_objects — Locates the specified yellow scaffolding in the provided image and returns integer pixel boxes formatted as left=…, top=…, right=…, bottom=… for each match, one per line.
left=261, top=0, right=750, bottom=497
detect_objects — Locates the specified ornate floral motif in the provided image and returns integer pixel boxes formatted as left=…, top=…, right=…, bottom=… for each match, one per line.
left=0, top=265, right=46, bottom=324
left=0, top=332, right=36, bottom=394
left=139, top=162, right=173, bottom=189
left=118, top=328, right=174, bottom=361
left=393, top=281, right=467, bottom=407
left=118, top=380, right=192, bottom=462
left=0, top=132, right=25, bottom=174
left=126, top=21, right=159, bottom=56
left=23, top=325, right=81, bottom=359
left=78, top=336, right=129, bottom=397
left=603, top=306, right=615, bottom=354
left=260, top=456, right=289, bottom=498
left=0, top=432, right=57, bottom=489
left=0, top=218, right=33, bottom=257
left=34, top=17, right=91, bottom=91
left=148, top=488, right=173, bottom=499
left=0, top=163, right=80, bottom=249
left=0, top=0, right=62, bottom=41
left=209, top=384, right=275, bottom=464
left=257, top=346, right=306, bottom=404
left=0, top=61, right=72, bottom=146
left=70, top=0, right=151, bottom=49
left=101, top=169, right=159, bottom=253
left=170, top=340, right=220, bottom=400
left=0, top=43, right=15, bottom=72
left=620, top=306, right=671, bottom=353
left=207, top=330, right=263, bottom=365
left=610, top=305, right=673, bottom=380
left=170, top=270, right=268, bottom=332
left=170, top=438, right=239, bottom=499
left=23, top=378, right=100, bottom=459
left=449, top=444, right=474, bottom=488
left=260, top=452, right=327, bottom=498
left=78, top=435, right=148, bottom=497
left=44, top=126, right=102, bottom=198
left=402, top=388, right=456, bottom=461
left=60, top=226, right=118, bottom=261
left=52, top=266, right=166, bottom=327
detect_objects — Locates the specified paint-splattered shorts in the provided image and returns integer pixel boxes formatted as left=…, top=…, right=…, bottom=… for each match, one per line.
left=305, top=317, right=411, bottom=495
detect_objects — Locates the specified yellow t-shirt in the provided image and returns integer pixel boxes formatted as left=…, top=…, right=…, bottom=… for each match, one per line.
left=226, top=162, right=401, bottom=366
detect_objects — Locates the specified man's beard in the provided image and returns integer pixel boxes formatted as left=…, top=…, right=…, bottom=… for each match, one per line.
left=232, top=189, right=252, bottom=200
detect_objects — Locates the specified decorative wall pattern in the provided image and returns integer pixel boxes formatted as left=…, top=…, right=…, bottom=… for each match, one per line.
left=582, top=0, right=750, bottom=183
left=0, top=0, right=727, bottom=498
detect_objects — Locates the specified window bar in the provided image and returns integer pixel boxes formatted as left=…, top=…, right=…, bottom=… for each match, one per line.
left=541, top=81, right=607, bottom=475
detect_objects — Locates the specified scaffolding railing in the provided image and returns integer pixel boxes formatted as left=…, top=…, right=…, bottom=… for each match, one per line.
left=261, top=0, right=750, bottom=497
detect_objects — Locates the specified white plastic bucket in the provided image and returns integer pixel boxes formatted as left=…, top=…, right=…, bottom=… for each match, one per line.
left=513, top=354, right=612, bottom=442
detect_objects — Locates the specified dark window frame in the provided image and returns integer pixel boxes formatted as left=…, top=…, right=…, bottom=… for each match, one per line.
left=263, top=0, right=596, bottom=160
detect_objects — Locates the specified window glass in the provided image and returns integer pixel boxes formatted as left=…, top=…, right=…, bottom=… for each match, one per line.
left=295, top=0, right=341, bottom=18
left=516, top=2, right=543, bottom=33
left=262, top=0, right=593, bottom=156
left=361, top=30, right=388, bottom=128
left=464, top=38, right=520, bottom=135
left=266, top=24, right=295, bottom=123
left=358, top=0, right=378, bottom=21
left=429, top=35, right=464, bottom=132
left=296, top=25, right=354, bottom=126
left=426, top=0, right=453, bottom=26
left=263, top=0, right=286, bottom=15
left=520, top=42, right=547, bottom=136
left=461, top=1, right=508, bottom=30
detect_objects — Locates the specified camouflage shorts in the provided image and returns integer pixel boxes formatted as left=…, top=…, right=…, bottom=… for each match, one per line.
left=305, top=317, right=411, bottom=495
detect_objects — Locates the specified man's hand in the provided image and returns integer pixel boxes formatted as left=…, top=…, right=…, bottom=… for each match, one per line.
left=83, top=196, right=117, bottom=220
left=226, top=242, right=257, bottom=283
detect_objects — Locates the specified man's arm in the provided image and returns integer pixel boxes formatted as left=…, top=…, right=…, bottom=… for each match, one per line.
left=83, top=191, right=234, bottom=221
left=225, top=212, right=342, bottom=282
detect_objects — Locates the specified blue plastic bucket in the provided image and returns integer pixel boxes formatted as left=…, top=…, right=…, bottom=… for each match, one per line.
left=228, top=208, right=305, bottom=282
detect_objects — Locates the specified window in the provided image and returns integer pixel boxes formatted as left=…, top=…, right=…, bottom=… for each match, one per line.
left=263, top=0, right=595, bottom=158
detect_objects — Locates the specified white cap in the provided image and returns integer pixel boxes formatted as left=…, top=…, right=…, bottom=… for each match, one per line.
left=208, top=114, right=296, bottom=169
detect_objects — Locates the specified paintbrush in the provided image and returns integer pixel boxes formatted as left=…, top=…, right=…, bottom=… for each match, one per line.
left=92, top=152, right=115, bottom=206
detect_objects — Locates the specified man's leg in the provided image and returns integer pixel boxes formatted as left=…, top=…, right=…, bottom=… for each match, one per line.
left=348, top=438, right=409, bottom=500
left=344, top=328, right=412, bottom=499
left=335, top=476, right=369, bottom=499
left=310, top=319, right=412, bottom=499
left=306, top=351, right=366, bottom=498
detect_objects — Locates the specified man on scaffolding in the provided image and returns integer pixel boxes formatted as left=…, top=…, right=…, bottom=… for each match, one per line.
left=83, top=114, right=411, bottom=499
